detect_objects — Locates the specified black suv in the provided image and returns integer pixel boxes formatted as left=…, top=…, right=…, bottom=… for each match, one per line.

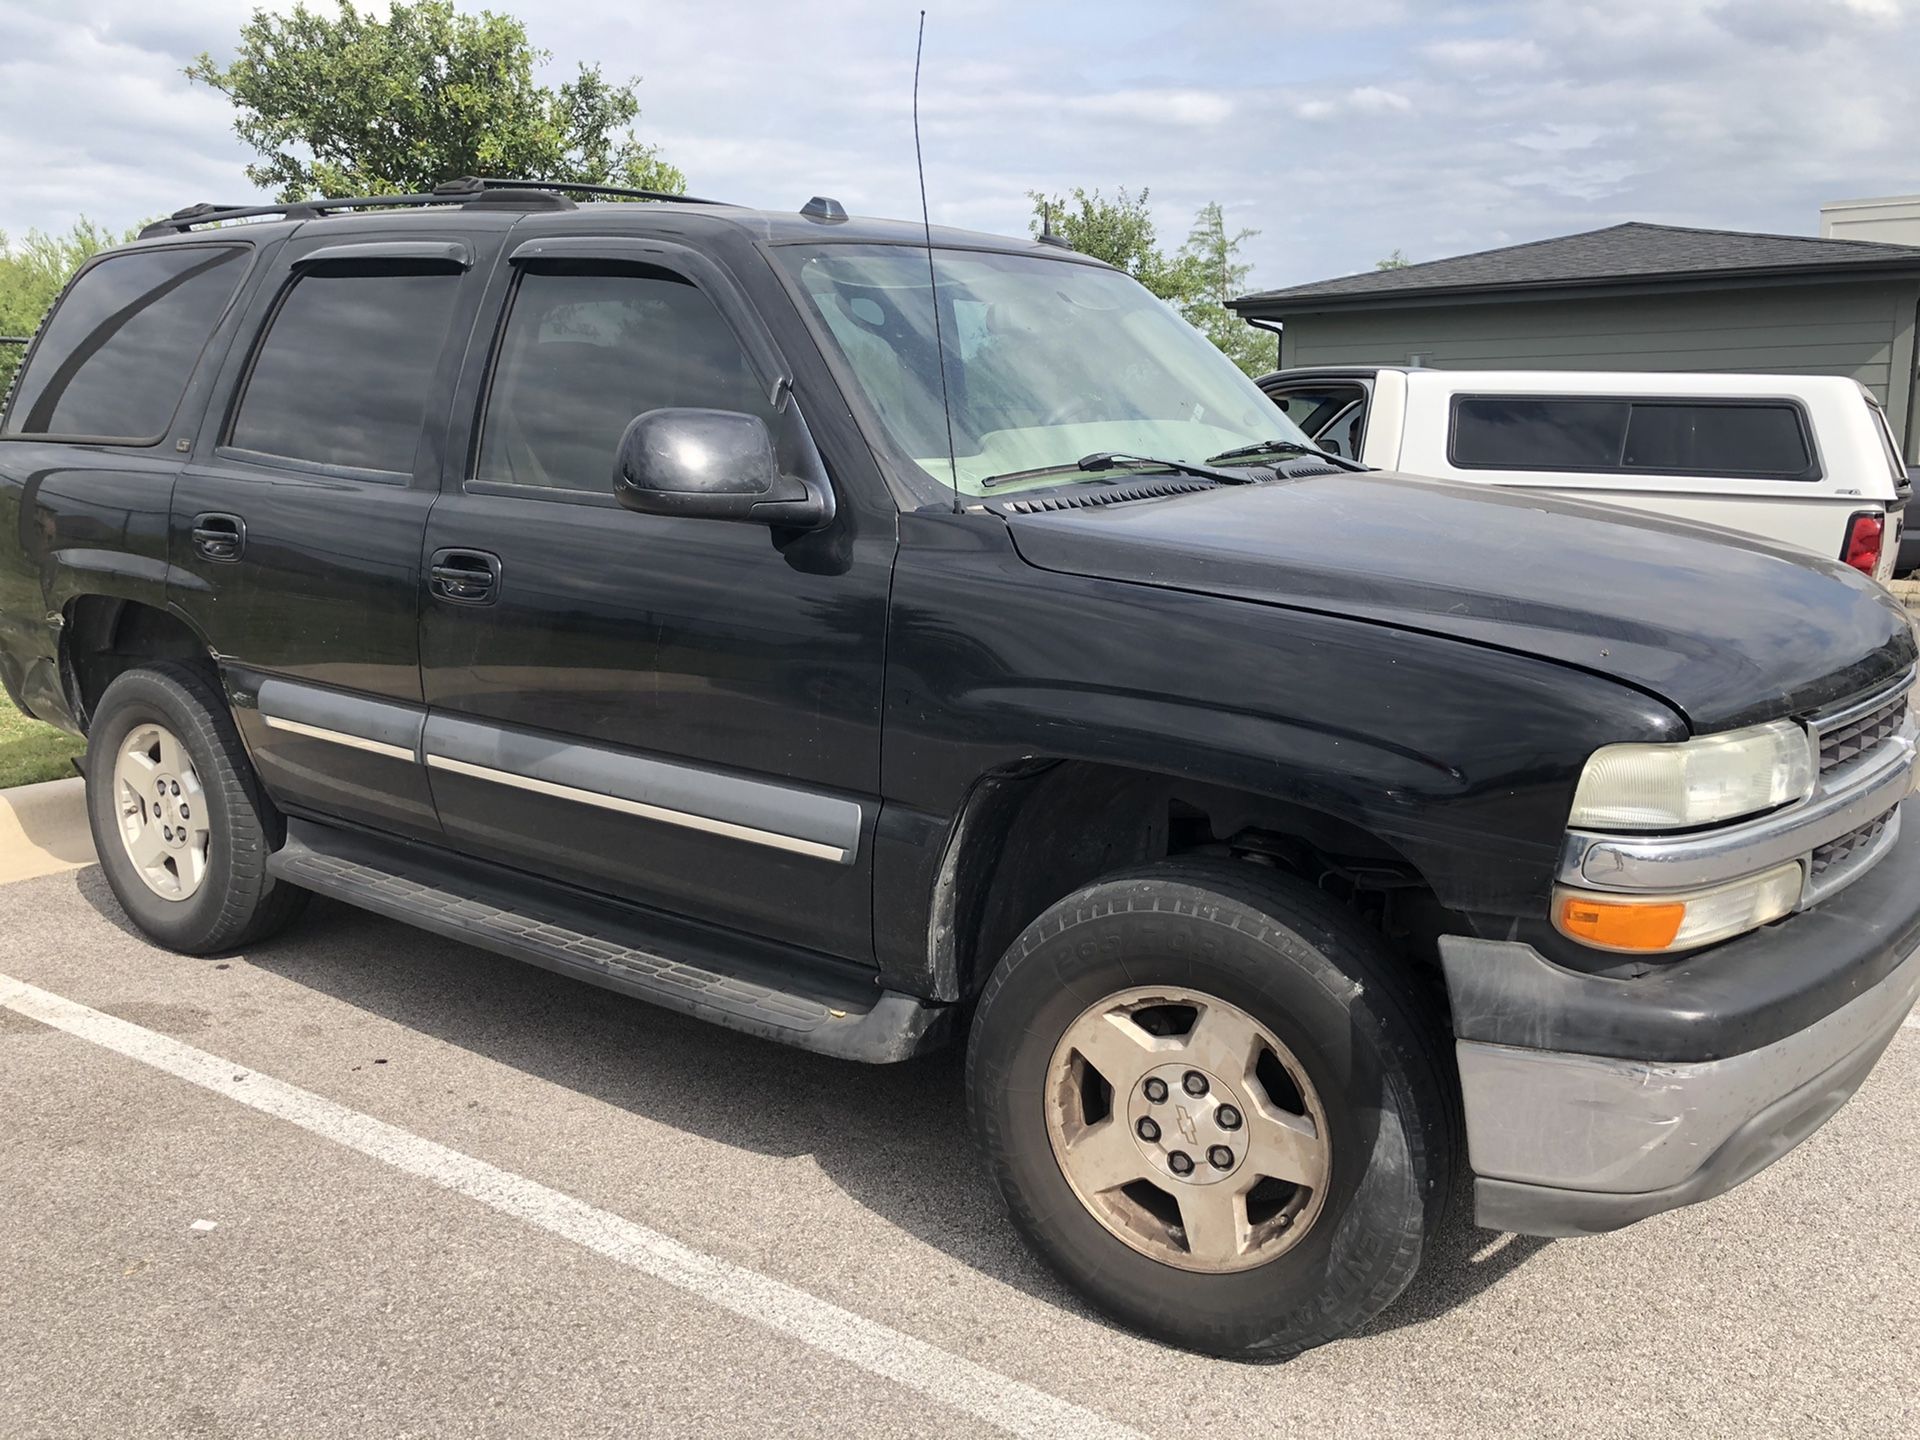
left=4, top=178, right=1918, bottom=1360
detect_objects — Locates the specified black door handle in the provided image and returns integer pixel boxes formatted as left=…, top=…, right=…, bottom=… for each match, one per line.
left=429, top=548, right=501, bottom=605
left=192, top=512, right=245, bottom=563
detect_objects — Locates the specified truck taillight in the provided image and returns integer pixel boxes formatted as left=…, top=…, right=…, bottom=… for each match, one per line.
left=1841, top=512, right=1883, bottom=575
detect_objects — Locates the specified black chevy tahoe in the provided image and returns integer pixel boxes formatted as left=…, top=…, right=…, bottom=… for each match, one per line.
left=4, top=177, right=1918, bottom=1360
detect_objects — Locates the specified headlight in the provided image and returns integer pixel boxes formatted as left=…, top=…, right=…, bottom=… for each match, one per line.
left=1569, top=720, right=1814, bottom=831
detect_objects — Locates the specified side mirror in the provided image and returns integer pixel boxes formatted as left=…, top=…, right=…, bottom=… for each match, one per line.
left=613, top=407, right=833, bottom=529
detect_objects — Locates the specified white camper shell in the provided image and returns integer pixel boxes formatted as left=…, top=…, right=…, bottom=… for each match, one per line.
left=1258, top=368, right=1911, bottom=581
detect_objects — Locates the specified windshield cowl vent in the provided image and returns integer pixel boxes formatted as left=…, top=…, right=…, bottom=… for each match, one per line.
left=999, top=479, right=1215, bottom=514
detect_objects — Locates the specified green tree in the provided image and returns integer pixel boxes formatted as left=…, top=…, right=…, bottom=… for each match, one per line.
left=186, top=1, right=684, bottom=202
left=1027, top=187, right=1193, bottom=302
left=1027, top=189, right=1275, bottom=374
left=0, top=220, right=136, bottom=401
left=1375, top=249, right=1411, bottom=270
left=1175, top=202, right=1271, bottom=376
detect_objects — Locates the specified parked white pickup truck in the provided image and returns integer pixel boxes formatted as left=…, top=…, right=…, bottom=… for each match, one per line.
left=1259, top=367, right=1913, bottom=580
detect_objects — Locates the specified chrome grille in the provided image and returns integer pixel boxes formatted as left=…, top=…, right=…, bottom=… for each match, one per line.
left=1818, top=693, right=1905, bottom=775
left=1809, top=808, right=1895, bottom=879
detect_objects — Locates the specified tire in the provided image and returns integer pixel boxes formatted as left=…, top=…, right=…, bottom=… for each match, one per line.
left=85, top=662, right=308, bottom=955
left=966, top=859, right=1456, bottom=1361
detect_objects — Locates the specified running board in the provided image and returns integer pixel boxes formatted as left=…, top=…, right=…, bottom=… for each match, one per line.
left=268, top=820, right=952, bottom=1063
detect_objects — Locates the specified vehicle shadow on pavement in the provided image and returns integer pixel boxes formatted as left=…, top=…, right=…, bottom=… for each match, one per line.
left=75, top=873, right=1552, bottom=1348
left=1357, top=1190, right=1552, bottom=1339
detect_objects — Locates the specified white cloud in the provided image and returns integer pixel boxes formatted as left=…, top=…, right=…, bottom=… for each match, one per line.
left=1347, top=85, right=1414, bottom=115
left=1835, top=0, right=1904, bottom=19
left=1293, top=86, right=1415, bottom=122
left=1422, top=36, right=1546, bottom=70
left=1513, top=124, right=1613, bottom=155
left=2, top=0, right=1918, bottom=294
left=1066, top=90, right=1235, bottom=127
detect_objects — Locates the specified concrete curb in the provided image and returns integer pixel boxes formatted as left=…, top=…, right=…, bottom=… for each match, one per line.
left=0, top=776, right=95, bottom=885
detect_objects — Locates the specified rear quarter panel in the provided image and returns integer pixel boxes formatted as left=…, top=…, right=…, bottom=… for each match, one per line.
left=0, top=446, right=179, bottom=729
left=0, top=234, right=282, bottom=731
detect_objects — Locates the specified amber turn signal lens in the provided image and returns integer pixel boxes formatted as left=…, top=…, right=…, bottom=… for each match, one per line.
left=1556, top=895, right=1686, bottom=951
left=1554, top=863, right=1802, bottom=954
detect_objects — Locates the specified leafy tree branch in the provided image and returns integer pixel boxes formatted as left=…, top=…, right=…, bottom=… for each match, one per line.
left=185, top=1, right=684, bottom=201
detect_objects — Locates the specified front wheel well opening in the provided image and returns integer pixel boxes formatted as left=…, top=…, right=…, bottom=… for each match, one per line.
left=946, top=762, right=1455, bottom=1004
left=62, top=597, right=216, bottom=732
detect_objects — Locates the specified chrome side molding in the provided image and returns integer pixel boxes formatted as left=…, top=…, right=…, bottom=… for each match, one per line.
left=262, top=714, right=416, bottom=762
left=424, top=754, right=852, bottom=864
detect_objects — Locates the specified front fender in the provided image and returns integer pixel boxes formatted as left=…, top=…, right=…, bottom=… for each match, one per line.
left=871, top=513, right=1684, bottom=994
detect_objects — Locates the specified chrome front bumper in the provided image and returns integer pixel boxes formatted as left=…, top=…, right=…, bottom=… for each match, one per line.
left=1445, top=785, right=1920, bottom=1238
left=1460, top=943, right=1920, bottom=1236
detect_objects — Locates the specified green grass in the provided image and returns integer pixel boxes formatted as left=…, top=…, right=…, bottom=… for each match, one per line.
left=0, top=690, right=86, bottom=789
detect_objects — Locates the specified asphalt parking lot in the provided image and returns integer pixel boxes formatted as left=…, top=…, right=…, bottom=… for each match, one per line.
left=2, top=850, right=1917, bottom=1438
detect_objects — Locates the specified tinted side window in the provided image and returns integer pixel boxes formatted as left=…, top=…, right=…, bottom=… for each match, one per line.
left=229, top=265, right=461, bottom=474
left=476, top=264, right=772, bottom=492
left=1452, top=396, right=1816, bottom=478
left=1451, top=397, right=1629, bottom=469
left=5, top=246, right=248, bottom=440
left=1623, top=403, right=1811, bottom=476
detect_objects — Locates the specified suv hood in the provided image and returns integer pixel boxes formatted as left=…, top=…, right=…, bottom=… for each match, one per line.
left=1004, top=472, right=1915, bottom=731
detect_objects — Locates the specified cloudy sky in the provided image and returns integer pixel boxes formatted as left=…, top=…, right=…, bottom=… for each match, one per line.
left=2, top=0, right=1915, bottom=290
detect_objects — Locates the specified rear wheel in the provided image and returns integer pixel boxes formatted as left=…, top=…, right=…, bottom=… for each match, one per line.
left=967, top=859, right=1455, bottom=1360
left=107, top=718, right=213, bottom=903
left=85, top=663, right=307, bottom=954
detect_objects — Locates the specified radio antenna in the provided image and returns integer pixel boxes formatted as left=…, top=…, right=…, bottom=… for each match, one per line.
left=913, top=10, right=963, bottom=514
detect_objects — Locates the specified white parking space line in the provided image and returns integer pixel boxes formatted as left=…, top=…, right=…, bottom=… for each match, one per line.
left=0, top=971, right=1143, bottom=1440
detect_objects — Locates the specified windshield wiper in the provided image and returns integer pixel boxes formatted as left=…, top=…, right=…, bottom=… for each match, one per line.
left=979, top=460, right=1100, bottom=489
left=980, top=451, right=1261, bottom=490
left=1076, top=452, right=1259, bottom=484
left=1206, top=438, right=1371, bottom=473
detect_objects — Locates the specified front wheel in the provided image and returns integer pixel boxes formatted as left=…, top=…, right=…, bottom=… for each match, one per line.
left=85, top=662, right=307, bottom=955
left=966, top=860, right=1456, bottom=1360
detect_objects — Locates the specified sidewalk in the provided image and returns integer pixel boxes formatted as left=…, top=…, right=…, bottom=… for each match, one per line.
left=0, top=777, right=94, bottom=885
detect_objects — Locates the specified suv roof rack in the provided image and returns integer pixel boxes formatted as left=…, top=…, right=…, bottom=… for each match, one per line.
left=474, top=176, right=733, bottom=206
left=138, top=175, right=732, bottom=239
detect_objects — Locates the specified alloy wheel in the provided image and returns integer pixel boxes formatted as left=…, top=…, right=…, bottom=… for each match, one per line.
left=112, top=722, right=211, bottom=902
left=1044, top=985, right=1331, bottom=1273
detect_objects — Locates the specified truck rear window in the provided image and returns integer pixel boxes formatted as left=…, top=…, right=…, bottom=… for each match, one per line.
left=3, top=245, right=248, bottom=442
left=1450, top=396, right=1816, bottom=480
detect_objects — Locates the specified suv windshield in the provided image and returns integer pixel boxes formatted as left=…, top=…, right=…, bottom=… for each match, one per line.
left=779, top=244, right=1305, bottom=496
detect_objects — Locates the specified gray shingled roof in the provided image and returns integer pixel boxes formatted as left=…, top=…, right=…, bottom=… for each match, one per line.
left=1231, top=221, right=1920, bottom=312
